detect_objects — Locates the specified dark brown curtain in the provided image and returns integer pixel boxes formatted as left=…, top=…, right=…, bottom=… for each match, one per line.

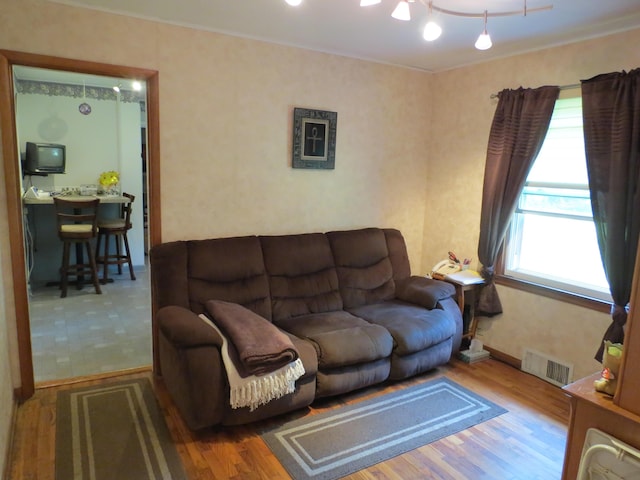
left=581, top=69, right=640, bottom=362
left=477, top=86, right=560, bottom=316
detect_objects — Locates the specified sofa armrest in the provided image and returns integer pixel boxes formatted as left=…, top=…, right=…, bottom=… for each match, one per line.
left=157, top=305, right=318, bottom=430
left=395, top=276, right=456, bottom=309
left=157, top=305, right=223, bottom=348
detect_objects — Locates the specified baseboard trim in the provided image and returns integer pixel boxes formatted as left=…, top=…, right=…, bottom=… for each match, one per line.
left=35, top=365, right=152, bottom=390
left=484, top=345, right=522, bottom=370
left=2, top=396, right=18, bottom=480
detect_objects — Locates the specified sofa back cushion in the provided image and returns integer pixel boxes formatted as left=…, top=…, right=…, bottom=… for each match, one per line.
left=384, top=228, right=411, bottom=282
left=261, top=233, right=343, bottom=322
left=327, top=228, right=396, bottom=309
left=185, top=236, right=272, bottom=319
left=150, top=240, right=191, bottom=311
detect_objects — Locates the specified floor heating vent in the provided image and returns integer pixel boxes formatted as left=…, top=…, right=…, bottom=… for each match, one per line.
left=521, top=348, right=573, bottom=387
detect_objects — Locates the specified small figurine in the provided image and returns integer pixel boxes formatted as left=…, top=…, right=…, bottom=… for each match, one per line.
left=594, top=340, right=623, bottom=396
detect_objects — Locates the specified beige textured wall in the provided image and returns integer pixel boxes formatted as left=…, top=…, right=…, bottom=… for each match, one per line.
left=425, top=29, right=640, bottom=379
left=156, top=28, right=431, bottom=254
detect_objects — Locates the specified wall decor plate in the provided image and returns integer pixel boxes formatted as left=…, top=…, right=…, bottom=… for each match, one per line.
left=78, top=102, right=92, bottom=115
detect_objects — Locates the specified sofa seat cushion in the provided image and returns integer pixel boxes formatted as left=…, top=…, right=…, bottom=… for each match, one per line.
left=388, top=339, right=453, bottom=380
left=275, top=311, right=393, bottom=369
left=284, top=332, right=318, bottom=379
left=348, top=301, right=456, bottom=356
left=315, top=358, right=391, bottom=398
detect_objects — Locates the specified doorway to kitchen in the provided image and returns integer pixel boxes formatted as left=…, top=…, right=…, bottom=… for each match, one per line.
left=0, top=50, right=161, bottom=400
left=15, top=65, right=150, bottom=383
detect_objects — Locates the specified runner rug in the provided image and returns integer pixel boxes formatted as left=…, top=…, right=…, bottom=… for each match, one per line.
left=261, top=377, right=507, bottom=480
left=55, top=378, right=186, bottom=480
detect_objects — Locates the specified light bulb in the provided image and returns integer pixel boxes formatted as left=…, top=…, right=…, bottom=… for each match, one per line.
left=391, top=1, right=411, bottom=21
left=423, top=21, right=442, bottom=41
left=132, top=81, right=142, bottom=91
left=360, top=0, right=381, bottom=5
left=476, top=11, right=492, bottom=50
left=475, top=30, right=492, bottom=50
left=285, top=0, right=302, bottom=5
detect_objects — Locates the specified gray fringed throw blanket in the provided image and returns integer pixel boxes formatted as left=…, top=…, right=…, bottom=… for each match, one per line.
left=205, top=300, right=300, bottom=376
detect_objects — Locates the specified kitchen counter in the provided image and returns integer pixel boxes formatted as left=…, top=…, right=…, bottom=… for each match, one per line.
left=23, top=194, right=130, bottom=205
left=22, top=195, right=130, bottom=285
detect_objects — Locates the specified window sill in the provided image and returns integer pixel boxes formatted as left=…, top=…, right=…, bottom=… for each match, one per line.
left=495, top=274, right=611, bottom=314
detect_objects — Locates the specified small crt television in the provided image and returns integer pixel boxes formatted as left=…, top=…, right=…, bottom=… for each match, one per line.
left=24, top=142, right=66, bottom=174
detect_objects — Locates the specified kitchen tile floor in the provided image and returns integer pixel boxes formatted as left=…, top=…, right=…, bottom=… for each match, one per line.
left=28, top=265, right=152, bottom=383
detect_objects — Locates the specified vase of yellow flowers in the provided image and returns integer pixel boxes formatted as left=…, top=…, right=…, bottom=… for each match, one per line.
left=99, top=170, right=120, bottom=195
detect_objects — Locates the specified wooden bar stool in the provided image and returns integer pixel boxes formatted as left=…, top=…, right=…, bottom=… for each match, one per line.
left=53, top=197, right=102, bottom=298
left=95, top=192, right=136, bottom=283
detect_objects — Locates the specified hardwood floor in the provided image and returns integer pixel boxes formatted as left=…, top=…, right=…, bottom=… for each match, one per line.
left=7, top=358, right=570, bottom=479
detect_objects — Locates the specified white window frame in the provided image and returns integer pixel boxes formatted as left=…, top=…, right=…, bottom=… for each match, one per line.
left=501, top=97, right=612, bottom=304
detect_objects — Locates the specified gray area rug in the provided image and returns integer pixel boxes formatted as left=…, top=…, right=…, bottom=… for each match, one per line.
left=55, top=378, right=186, bottom=479
left=262, top=377, right=507, bottom=480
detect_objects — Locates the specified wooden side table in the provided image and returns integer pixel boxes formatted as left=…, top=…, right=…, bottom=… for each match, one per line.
left=439, top=275, right=485, bottom=340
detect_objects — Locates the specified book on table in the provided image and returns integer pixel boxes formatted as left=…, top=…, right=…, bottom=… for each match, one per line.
left=444, top=269, right=484, bottom=285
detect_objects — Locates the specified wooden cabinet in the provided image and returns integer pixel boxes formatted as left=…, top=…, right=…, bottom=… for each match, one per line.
left=615, top=256, right=640, bottom=413
left=561, top=239, right=640, bottom=478
left=562, top=374, right=640, bottom=479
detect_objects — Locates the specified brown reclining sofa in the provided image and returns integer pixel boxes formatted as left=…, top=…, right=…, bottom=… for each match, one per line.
left=150, top=227, right=463, bottom=430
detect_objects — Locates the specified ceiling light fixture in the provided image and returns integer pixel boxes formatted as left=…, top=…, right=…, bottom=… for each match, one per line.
left=391, top=0, right=411, bottom=21
left=474, top=11, right=492, bottom=50
left=362, top=0, right=553, bottom=50
left=285, top=0, right=302, bottom=5
left=422, top=1, right=442, bottom=41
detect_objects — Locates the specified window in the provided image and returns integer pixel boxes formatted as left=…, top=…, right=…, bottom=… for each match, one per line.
left=502, top=97, right=611, bottom=302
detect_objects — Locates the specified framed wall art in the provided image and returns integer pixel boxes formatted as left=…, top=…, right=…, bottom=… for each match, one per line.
left=292, top=107, right=337, bottom=169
